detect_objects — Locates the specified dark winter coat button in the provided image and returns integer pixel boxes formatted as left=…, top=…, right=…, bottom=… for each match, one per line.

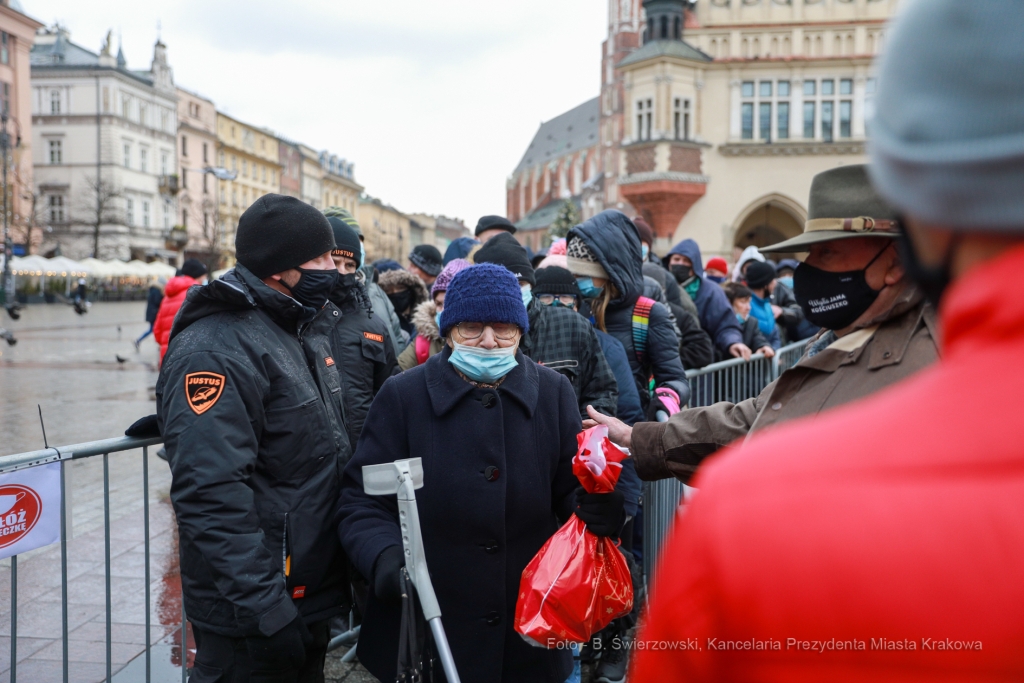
left=484, top=466, right=500, bottom=482
left=486, top=611, right=501, bottom=626
left=481, top=394, right=497, bottom=408
left=484, top=540, right=499, bottom=554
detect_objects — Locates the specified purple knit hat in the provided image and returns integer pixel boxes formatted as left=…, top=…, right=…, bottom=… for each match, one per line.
left=431, top=258, right=472, bottom=299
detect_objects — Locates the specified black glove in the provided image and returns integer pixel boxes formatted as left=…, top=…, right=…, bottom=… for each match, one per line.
left=373, top=545, right=405, bottom=603
left=125, top=414, right=160, bottom=438
left=574, top=487, right=626, bottom=538
left=246, top=613, right=311, bottom=672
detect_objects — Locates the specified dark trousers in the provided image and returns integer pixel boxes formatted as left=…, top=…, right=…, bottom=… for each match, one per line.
left=189, top=620, right=330, bottom=683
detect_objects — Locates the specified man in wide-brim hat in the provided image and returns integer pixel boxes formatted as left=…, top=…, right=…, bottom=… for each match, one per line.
left=585, top=164, right=940, bottom=483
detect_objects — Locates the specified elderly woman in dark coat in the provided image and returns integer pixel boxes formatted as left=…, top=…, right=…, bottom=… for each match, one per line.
left=336, top=263, right=624, bottom=683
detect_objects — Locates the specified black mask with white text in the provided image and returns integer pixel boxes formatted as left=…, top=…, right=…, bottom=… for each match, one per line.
left=793, top=245, right=889, bottom=330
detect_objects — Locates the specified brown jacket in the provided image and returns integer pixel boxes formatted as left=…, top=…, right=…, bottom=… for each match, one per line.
left=631, top=285, right=939, bottom=483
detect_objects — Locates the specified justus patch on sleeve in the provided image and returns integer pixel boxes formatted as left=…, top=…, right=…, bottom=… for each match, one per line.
left=363, top=332, right=384, bottom=343
left=185, top=372, right=226, bottom=415
left=325, top=357, right=335, bottom=367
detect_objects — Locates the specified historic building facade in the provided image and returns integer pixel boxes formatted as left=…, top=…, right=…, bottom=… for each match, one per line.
left=215, top=111, right=280, bottom=263
left=359, top=195, right=409, bottom=264
left=0, top=1, right=43, bottom=256
left=320, top=150, right=361, bottom=215
left=177, top=86, right=218, bottom=266
left=509, top=0, right=897, bottom=259
left=31, top=27, right=179, bottom=260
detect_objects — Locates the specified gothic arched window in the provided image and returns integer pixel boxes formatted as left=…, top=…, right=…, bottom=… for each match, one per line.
left=660, top=16, right=669, bottom=39
left=674, top=16, right=682, bottom=39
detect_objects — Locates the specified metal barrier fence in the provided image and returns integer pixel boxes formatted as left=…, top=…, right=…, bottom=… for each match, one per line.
left=0, top=436, right=174, bottom=683
left=641, top=339, right=811, bottom=583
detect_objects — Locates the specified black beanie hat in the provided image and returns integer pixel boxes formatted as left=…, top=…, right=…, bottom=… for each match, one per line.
left=235, top=194, right=336, bottom=279
left=473, top=232, right=536, bottom=286
left=180, top=258, right=208, bottom=279
left=534, top=266, right=581, bottom=297
left=327, top=216, right=362, bottom=265
left=475, top=215, right=517, bottom=237
left=408, top=244, right=443, bottom=277
left=744, top=260, right=777, bottom=289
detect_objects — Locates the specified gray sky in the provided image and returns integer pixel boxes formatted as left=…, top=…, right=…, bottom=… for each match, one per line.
left=27, top=0, right=608, bottom=227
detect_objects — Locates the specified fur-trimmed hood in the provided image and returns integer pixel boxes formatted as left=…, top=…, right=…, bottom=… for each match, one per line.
left=378, top=269, right=430, bottom=313
left=411, top=299, right=440, bottom=343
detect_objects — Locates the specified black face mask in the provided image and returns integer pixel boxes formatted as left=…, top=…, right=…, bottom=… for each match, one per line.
left=670, top=264, right=693, bottom=284
left=897, top=226, right=958, bottom=309
left=793, top=244, right=889, bottom=331
left=387, top=290, right=414, bottom=315
left=283, top=267, right=339, bottom=309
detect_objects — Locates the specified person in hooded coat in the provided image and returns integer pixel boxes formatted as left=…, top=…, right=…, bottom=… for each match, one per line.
left=566, top=210, right=688, bottom=415
left=664, top=239, right=748, bottom=359
left=154, top=258, right=208, bottom=364
left=337, top=264, right=624, bottom=683
left=378, top=268, right=430, bottom=347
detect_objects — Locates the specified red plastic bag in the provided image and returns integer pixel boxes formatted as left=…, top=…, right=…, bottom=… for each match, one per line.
left=514, top=425, right=634, bottom=648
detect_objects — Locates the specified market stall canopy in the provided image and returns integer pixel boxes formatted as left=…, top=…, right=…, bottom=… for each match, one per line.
left=143, top=261, right=176, bottom=278
left=46, top=256, right=92, bottom=276
left=10, top=255, right=51, bottom=275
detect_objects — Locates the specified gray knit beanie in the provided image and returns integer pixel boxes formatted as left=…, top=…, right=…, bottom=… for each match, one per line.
left=869, top=0, right=1024, bottom=231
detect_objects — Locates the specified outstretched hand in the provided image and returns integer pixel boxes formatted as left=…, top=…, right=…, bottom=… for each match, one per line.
left=583, top=405, right=633, bottom=450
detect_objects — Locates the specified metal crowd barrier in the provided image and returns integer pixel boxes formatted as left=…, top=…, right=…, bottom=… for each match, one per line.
left=641, top=339, right=812, bottom=583
left=0, top=436, right=174, bottom=683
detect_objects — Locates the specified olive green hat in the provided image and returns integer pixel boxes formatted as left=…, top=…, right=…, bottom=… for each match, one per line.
left=761, top=165, right=900, bottom=252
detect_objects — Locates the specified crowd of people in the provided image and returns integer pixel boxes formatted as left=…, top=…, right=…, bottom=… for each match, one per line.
left=148, top=2, right=1024, bottom=680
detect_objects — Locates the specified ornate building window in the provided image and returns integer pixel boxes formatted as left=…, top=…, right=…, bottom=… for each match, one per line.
left=123, top=142, right=132, bottom=168
left=741, top=80, right=791, bottom=142
left=673, top=98, right=691, bottom=140
left=48, top=194, right=65, bottom=223
left=50, top=90, right=61, bottom=115
left=49, top=139, right=62, bottom=164
left=142, top=200, right=151, bottom=228
left=636, top=99, right=653, bottom=141
left=125, top=197, right=134, bottom=226
left=140, top=147, right=148, bottom=174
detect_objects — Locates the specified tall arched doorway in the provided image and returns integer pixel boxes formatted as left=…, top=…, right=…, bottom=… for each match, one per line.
left=730, top=194, right=807, bottom=264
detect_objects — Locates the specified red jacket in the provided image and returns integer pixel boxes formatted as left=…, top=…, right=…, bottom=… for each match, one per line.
left=154, top=275, right=198, bottom=363
left=632, top=243, right=1024, bottom=682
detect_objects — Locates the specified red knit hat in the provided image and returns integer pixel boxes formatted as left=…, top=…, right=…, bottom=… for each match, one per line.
left=705, top=257, right=729, bottom=274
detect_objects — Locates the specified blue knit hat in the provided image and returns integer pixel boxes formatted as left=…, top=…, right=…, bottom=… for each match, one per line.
left=438, top=263, right=529, bottom=337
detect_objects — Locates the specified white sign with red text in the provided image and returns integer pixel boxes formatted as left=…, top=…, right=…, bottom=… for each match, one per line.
left=0, top=462, right=61, bottom=560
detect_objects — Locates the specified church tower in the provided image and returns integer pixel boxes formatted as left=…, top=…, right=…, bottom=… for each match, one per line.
left=598, top=0, right=642, bottom=212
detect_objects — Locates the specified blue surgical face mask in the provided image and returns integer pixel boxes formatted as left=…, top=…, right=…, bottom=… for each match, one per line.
left=641, top=245, right=650, bottom=260
left=435, top=310, right=443, bottom=331
left=576, top=277, right=604, bottom=299
left=448, top=340, right=519, bottom=383
left=779, top=276, right=794, bottom=289
left=358, top=242, right=366, bottom=269
left=521, top=284, right=533, bottom=308
left=736, top=312, right=747, bottom=323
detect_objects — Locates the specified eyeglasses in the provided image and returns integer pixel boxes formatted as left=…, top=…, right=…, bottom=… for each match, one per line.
left=537, top=294, right=578, bottom=307
left=456, top=322, right=520, bottom=340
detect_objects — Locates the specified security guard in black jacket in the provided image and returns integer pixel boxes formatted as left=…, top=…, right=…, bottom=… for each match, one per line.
left=156, top=194, right=352, bottom=682
left=324, top=215, right=399, bottom=448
